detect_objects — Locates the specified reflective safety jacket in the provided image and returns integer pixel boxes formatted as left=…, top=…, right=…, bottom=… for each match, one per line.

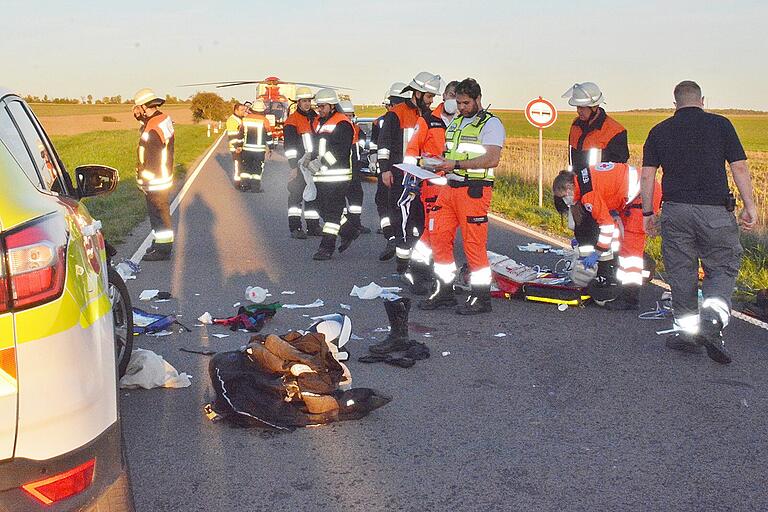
left=243, top=113, right=273, bottom=153
left=226, top=114, right=244, bottom=153
left=568, top=108, right=628, bottom=172
left=404, top=111, right=446, bottom=166
left=312, top=111, right=354, bottom=183
left=136, top=111, right=175, bottom=192
left=283, top=108, right=316, bottom=168
left=377, top=102, right=420, bottom=173
left=369, top=115, right=385, bottom=154
left=443, top=112, right=497, bottom=182
left=572, top=162, right=640, bottom=252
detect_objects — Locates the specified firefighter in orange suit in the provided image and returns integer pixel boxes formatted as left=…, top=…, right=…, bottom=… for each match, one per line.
left=418, top=78, right=506, bottom=315
left=552, top=162, right=662, bottom=310
left=133, top=88, right=175, bottom=262
left=284, top=87, right=320, bottom=238
left=562, top=82, right=629, bottom=173
left=241, top=99, right=273, bottom=193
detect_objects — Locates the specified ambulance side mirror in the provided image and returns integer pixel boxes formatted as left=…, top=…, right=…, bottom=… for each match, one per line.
left=75, top=165, right=119, bottom=198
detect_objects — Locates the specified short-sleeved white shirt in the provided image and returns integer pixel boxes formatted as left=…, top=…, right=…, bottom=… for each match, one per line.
left=458, top=114, right=506, bottom=147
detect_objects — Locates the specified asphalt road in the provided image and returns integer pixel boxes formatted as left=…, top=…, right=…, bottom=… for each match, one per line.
left=120, top=140, right=768, bottom=512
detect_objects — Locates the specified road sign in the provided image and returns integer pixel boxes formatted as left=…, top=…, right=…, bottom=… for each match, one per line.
left=525, top=97, right=557, bottom=129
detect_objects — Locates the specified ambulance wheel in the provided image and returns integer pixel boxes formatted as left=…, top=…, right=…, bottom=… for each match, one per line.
left=108, top=267, right=134, bottom=379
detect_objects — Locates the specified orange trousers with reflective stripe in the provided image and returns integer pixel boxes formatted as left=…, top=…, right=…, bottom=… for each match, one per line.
left=430, top=185, right=492, bottom=273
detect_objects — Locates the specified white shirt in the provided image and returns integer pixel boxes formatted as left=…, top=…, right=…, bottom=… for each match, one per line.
left=458, top=113, right=505, bottom=147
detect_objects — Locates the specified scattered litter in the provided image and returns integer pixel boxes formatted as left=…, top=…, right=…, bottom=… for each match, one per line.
left=195, top=293, right=201, bottom=296
left=212, top=334, right=230, bottom=339
left=350, top=334, right=364, bottom=341
left=213, top=303, right=281, bottom=332
left=155, top=299, right=171, bottom=303
left=233, top=302, right=242, bottom=308
left=194, top=323, right=205, bottom=327
left=148, top=330, right=173, bottom=337
left=302, top=314, right=310, bottom=317
left=245, top=286, right=269, bottom=304
left=639, top=301, right=673, bottom=320
left=350, top=282, right=402, bottom=300
left=150, top=306, right=159, bottom=310
left=423, top=333, right=433, bottom=338
left=373, top=327, right=390, bottom=333
left=283, top=299, right=324, bottom=309
left=281, top=290, right=296, bottom=295
left=494, top=333, right=507, bottom=338
left=139, top=289, right=159, bottom=301
left=517, top=243, right=552, bottom=253
left=198, top=312, right=213, bottom=324
left=133, top=308, right=190, bottom=335
left=340, top=303, right=351, bottom=310
left=741, top=398, right=749, bottom=408
left=180, top=347, right=216, bottom=356
left=115, top=261, right=138, bottom=281
left=239, top=329, right=250, bottom=333
left=441, top=351, right=451, bottom=357
left=558, top=304, right=569, bottom=312
left=119, top=349, right=191, bottom=389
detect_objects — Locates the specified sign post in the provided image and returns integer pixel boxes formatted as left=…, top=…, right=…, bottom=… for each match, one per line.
left=525, top=97, right=558, bottom=207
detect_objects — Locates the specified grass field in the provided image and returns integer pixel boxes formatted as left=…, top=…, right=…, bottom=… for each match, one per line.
left=36, top=104, right=197, bottom=135
left=31, top=103, right=190, bottom=117
left=52, top=125, right=214, bottom=242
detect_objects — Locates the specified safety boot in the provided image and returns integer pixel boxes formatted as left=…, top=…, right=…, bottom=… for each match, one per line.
left=143, top=243, right=172, bottom=262
left=379, top=238, right=396, bottom=261
left=312, top=235, right=336, bottom=261
left=418, top=280, right=458, bottom=310
left=369, top=298, right=411, bottom=354
left=306, top=221, right=323, bottom=237
left=456, top=286, right=492, bottom=315
left=699, top=310, right=732, bottom=364
left=396, top=256, right=409, bottom=275
left=250, top=180, right=262, bottom=193
left=664, top=332, right=702, bottom=354
left=603, top=286, right=640, bottom=311
left=338, top=223, right=360, bottom=253
left=290, top=228, right=308, bottom=240
left=407, top=261, right=433, bottom=296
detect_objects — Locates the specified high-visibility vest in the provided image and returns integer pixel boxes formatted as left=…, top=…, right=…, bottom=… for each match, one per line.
left=443, top=112, right=495, bottom=182
left=226, top=114, right=244, bottom=152
left=136, top=112, right=175, bottom=192
left=243, top=113, right=272, bottom=152
left=313, top=111, right=353, bottom=183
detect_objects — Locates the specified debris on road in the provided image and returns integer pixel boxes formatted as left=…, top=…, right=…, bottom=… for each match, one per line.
left=245, top=286, right=269, bottom=304
left=115, top=261, right=140, bottom=281
left=213, top=303, right=281, bottom=332
left=281, top=290, right=296, bottom=295
left=442, top=351, right=451, bottom=357
left=340, top=303, right=351, bottom=310
left=119, top=349, right=191, bottom=390
left=139, top=289, right=159, bottom=301
left=350, top=282, right=402, bottom=300
left=198, top=312, right=213, bottom=324
left=180, top=347, right=216, bottom=356
left=517, top=242, right=552, bottom=253
left=558, top=304, right=569, bottom=312
left=133, top=308, right=191, bottom=335
left=283, top=299, right=324, bottom=309
left=212, top=334, right=230, bottom=339
left=358, top=341, right=429, bottom=368
left=147, top=330, right=173, bottom=337
left=494, top=333, right=507, bottom=338
left=233, top=302, right=241, bottom=308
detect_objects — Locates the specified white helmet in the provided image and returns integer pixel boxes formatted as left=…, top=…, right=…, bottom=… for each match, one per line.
left=250, top=99, right=266, bottom=112
left=133, top=88, right=164, bottom=107
left=294, top=86, right=314, bottom=100
left=562, top=82, right=605, bottom=107
left=339, top=100, right=355, bottom=114
left=408, top=72, right=443, bottom=94
left=315, top=88, right=340, bottom=105
left=387, top=82, right=412, bottom=100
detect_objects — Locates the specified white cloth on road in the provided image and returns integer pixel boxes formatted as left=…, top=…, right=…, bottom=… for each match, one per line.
left=245, top=286, right=269, bottom=304
left=139, top=289, right=159, bottom=301
left=283, top=299, right=324, bottom=309
left=350, top=282, right=403, bottom=300
left=119, top=349, right=191, bottom=390
left=197, top=312, right=213, bottom=324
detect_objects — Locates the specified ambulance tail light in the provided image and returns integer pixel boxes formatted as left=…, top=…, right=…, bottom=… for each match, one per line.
left=4, top=215, right=68, bottom=310
left=0, top=241, right=9, bottom=313
left=21, top=459, right=96, bottom=505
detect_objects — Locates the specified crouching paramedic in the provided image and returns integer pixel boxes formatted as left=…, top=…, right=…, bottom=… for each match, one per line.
left=241, top=99, right=273, bottom=192
left=226, top=102, right=246, bottom=186
left=308, top=89, right=358, bottom=260
left=552, top=162, right=662, bottom=309
left=133, top=88, right=175, bottom=261
left=418, top=78, right=505, bottom=315
left=284, top=87, right=321, bottom=238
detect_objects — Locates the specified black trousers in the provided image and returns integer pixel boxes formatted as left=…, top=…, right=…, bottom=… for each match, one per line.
left=346, top=169, right=364, bottom=227
left=316, top=181, right=351, bottom=238
left=375, top=172, right=392, bottom=238
left=145, top=188, right=173, bottom=246
left=287, top=168, right=319, bottom=231
left=243, top=151, right=265, bottom=181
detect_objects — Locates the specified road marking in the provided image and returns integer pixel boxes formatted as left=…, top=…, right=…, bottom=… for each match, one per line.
left=489, top=213, right=768, bottom=332
left=130, top=134, right=225, bottom=264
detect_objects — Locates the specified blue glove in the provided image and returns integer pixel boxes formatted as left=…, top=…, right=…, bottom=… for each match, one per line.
left=582, top=252, right=599, bottom=269
left=570, top=238, right=579, bottom=248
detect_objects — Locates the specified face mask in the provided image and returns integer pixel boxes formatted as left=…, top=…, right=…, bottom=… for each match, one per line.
left=443, top=99, right=457, bottom=114
left=563, top=193, right=576, bottom=206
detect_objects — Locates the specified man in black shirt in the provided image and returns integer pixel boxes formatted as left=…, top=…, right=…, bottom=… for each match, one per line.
left=641, top=80, right=757, bottom=364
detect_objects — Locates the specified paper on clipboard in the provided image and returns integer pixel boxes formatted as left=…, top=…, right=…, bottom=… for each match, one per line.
left=394, top=163, right=447, bottom=184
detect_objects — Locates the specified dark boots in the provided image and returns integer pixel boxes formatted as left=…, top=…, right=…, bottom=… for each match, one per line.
left=143, top=243, right=172, bottom=261
left=407, top=261, right=433, bottom=296
left=306, top=220, right=323, bottom=237
left=418, top=280, right=457, bottom=310
left=289, top=217, right=307, bottom=239
left=369, top=298, right=411, bottom=354
left=603, top=286, right=640, bottom=311
left=379, top=238, right=396, bottom=261
left=456, top=286, right=492, bottom=315
left=699, top=310, right=731, bottom=364
left=312, top=235, right=336, bottom=261
left=338, top=222, right=360, bottom=253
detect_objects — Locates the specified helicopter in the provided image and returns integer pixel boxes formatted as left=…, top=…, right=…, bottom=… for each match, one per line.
left=180, top=77, right=349, bottom=141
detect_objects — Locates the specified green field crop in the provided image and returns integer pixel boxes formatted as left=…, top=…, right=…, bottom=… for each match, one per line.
left=52, top=125, right=214, bottom=242
left=31, top=103, right=191, bottom=117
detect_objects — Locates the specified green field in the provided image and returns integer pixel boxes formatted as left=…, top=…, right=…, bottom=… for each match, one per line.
left=52, top=125, right=213, bottom=242
left=355, top=106, right=768, bottom=152
left=32, top=103, right=191, bottom=117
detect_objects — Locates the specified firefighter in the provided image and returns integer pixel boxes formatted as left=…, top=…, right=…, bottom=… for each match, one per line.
left=133, top=88, right=175, bottom=262
left=338, top=100, right=369, bottom=246
left=284, top=87, right=321, bottom=238
left=562, top=82, right=629, bottom=172
left=374, top=83, right=409, bottom=248
left=226, top=102, right=247, bottom=187
left=418, top=78, right=506, bottom=315
left=241, top=99, right=273, bottom=192
left=308, top=89, right=357, bottom=260
left=401, top=80, right=456, bottom=294
left=378, top=72, right=442, bottom=275
left=552, top=163, right=662, bottom=310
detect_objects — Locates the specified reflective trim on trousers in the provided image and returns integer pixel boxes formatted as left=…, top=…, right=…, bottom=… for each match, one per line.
left=323, top=222, right=340, bottom=236
left=284, top=148, right=298, bottom=158
left=240, top=173, right=262, bottom=180
left=288, top=207, right=302, bottom=217
left=470, top=267, right=492, bottom=286
left=702, top=297, right=731, bottom=328
left=305, top=210, right=320, bottom=220
left=152, top=229, right=174, bottom=244
left=616, top=268, right=643, bottom=286
left=314, top=175, right=352, bottom=183
left=411, top=240, right=432, bottom=265
left=380, top=216, right=391, bottom=229
left=395, top=247, right=411, bottom=259
left=377, top=148, right=390, bottom=159
left=674, top=314, right=700, bottom=334
left=433, top=262, right=457, bottom=284
left=348, top=205, right=363, bottom=215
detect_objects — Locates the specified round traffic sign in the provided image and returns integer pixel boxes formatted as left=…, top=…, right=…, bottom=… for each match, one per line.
left=525, top=97, right=558, bottom=129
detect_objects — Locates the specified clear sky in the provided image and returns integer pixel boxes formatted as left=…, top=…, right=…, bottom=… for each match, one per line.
left=3, top=0, right=766, bottom=111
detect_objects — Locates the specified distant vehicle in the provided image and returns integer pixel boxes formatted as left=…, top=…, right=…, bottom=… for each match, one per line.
left=181, top=76, right=349, bottom=143
left=0, top=90, right=134, bottom=511
left=355, top=117, right=377, bottom=176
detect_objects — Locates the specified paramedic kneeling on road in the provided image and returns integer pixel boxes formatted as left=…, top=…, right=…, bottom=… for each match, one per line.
left=418, top=78, right=506, bottom=315
left=552, top=163, right=661, bottom=310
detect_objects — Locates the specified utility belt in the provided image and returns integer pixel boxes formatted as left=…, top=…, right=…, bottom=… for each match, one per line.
left=446, top=177, right=494, bottom=189
left=663, top=193, right=737, bottom=212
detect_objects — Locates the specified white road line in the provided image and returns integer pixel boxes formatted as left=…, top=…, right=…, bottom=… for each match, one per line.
left=130, top=134, right=225, bottom=264
left=489, top=213, right=768, bottom=332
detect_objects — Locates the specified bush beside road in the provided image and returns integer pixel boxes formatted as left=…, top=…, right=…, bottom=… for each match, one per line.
left=51, top=125, right=214, bottom=242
